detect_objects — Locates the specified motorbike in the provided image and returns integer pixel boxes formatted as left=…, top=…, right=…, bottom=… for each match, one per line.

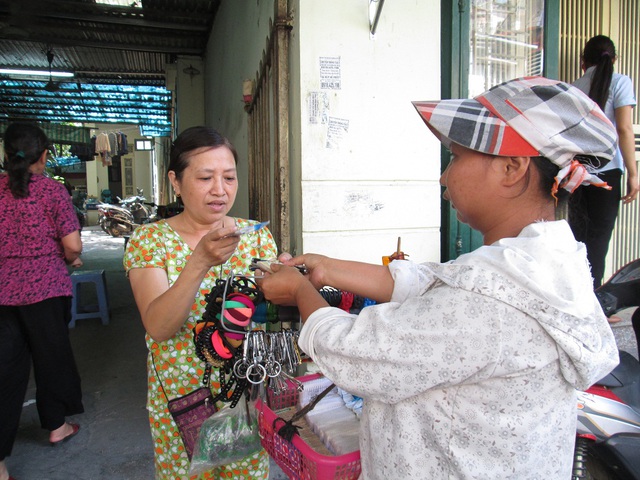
left=98, top=188, right=158, bottom=237
left=572, top=259, right=640, bottom=480
left=72, top=190, right=87, bottom=230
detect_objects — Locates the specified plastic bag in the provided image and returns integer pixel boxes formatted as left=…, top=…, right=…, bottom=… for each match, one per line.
left=189, top=396, right=262, bottom=475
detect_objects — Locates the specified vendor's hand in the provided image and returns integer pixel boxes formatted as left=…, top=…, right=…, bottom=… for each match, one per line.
left=622, top=174, right=639, bottom=204
left=193, top=225, right=240, bottom=267
left=257, top=263, right=308, bottom=306
left=281, top=253, right=329, bottom=289
left=277, top=252, right=293, bottom=263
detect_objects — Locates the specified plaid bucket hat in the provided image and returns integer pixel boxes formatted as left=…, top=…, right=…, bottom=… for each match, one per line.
left=413, top=76, right=618, bottom=195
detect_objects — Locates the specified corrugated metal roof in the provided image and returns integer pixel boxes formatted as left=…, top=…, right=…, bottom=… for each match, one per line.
left=0, top=0, right=221, bottom=135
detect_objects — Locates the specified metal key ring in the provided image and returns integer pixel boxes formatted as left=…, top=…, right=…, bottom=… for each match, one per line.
left=266, top=360, right=282, bottom=378
left=233, top=359, right=250, bottom=379
left=245, top=362, right=267, bottom=385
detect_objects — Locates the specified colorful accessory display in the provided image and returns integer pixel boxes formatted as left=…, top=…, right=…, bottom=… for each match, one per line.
left=193, top=272, right=308, bottom=412
left=318, top=287, right=376, bottom=314
left=192, top=274, right=265, bottom=408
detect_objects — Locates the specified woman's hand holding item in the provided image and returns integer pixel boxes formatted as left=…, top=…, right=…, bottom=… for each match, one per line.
left=260, top=251, right=395, bottom=320
left=191, top=225, right=240, bottom=269
left=281, top=253, right=329, bottom=289
left=258, top=263, right=328, bottom=321
left=258, top=263, right=309, bottom=305
left=130, top=224, right=240, bottom=342
left=281, top=253, right=394, bottom=303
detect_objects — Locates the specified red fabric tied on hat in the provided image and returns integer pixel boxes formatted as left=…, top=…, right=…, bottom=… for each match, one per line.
left=551, top=159, right=611, bottom=202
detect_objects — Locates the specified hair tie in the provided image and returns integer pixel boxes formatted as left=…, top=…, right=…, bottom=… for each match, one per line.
left=601, top=51, right=611, bottom=57
left=15, top=151, right=25, bottom=158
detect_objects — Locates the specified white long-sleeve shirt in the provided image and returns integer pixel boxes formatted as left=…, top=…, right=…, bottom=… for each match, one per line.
left=299, top=220, right=619, bottom=479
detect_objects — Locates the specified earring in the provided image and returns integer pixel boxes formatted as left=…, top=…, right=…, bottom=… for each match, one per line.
left=176, top=193, right=181, bottom=198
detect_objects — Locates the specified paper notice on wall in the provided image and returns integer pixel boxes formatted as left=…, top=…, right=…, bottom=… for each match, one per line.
left=308, top=91, right=329, bottom=124
left=326, top=117, right=349, bottom=149
left=320, top=56, right=341, bottom=90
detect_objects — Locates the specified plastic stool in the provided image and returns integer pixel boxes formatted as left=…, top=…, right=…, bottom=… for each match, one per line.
left=70, top=269, right=110, bottom=328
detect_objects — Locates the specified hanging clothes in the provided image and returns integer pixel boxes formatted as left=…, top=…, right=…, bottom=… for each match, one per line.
left=95, top=132, right=112, bottom=166
left=117, top=132, right=129, bottom=155
left=108, top=132, right=118, bottom=157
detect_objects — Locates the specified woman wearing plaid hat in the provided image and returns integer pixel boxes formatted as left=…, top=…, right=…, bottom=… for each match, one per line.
left=570, top=35, right=638, bottom=289
left=258, top=77, right=620, bottom=479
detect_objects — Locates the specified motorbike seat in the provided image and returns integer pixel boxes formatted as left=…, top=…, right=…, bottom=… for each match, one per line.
left=595, top=350, right=640, bottom=409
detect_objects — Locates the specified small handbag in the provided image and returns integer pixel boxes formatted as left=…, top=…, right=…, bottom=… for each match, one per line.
left=152, top=355, right=217, bottom=460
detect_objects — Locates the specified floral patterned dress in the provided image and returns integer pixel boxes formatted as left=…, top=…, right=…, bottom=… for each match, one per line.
left=123, top=218, right=277, bottom=480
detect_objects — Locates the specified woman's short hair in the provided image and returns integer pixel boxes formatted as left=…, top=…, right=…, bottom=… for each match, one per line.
left=168, top=126, right=238, bottom=180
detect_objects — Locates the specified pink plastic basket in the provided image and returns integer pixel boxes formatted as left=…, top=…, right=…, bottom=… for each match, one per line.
left=257, top=374, right=361, bottom=480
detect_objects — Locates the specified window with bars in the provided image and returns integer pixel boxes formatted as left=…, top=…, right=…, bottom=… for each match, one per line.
left=469, top=0, right=546, bottom=96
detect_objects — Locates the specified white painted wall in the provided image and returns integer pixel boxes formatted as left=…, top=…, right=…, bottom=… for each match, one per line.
left=205, top=0, right=443, bottom=264
left=293, top=0, right=442, bottom=263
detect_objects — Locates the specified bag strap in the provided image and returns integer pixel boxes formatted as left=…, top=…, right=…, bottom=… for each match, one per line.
left=274, top=382, right=336, bottom=441
left=152, top=352, right=206, bottom=400
left=150, top=353, right=172, bottom=401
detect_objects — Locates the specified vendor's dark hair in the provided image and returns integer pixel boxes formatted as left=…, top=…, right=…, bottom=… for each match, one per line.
left=168, top=126, right=238, bottom=180
left=532, top=156, right=566, bottom=199
left=581, top=35, right=616, bottom=110
left=3, top=122, right=49, bottom=199
left=522, top=156, right=569, bottom=207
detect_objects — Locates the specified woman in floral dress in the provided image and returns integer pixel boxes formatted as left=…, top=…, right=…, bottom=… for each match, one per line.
left=124, top=126, right=276, bottom=479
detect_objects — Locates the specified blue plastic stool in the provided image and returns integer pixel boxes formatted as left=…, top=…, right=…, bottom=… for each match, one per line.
left=70, top=269, right=110, bottom=328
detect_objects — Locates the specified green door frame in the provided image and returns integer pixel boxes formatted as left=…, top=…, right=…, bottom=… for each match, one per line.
left=439, top=0, right=559, bottom=261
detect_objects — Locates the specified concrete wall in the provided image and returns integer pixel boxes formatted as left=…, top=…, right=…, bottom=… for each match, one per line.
left=205, top=0, right=442, bottom=264
left=294, top=0, right=442, bottom=263
left=174, top=57, right=206, bottom=134
left=205, top=0, right=275, bottom=219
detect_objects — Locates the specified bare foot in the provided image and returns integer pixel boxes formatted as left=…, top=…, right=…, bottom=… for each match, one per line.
left=0, top=459, right=9, bottom=480
left=608, top=315, right=622, bottom=324
left=49, top=422, right=80, bottom=445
